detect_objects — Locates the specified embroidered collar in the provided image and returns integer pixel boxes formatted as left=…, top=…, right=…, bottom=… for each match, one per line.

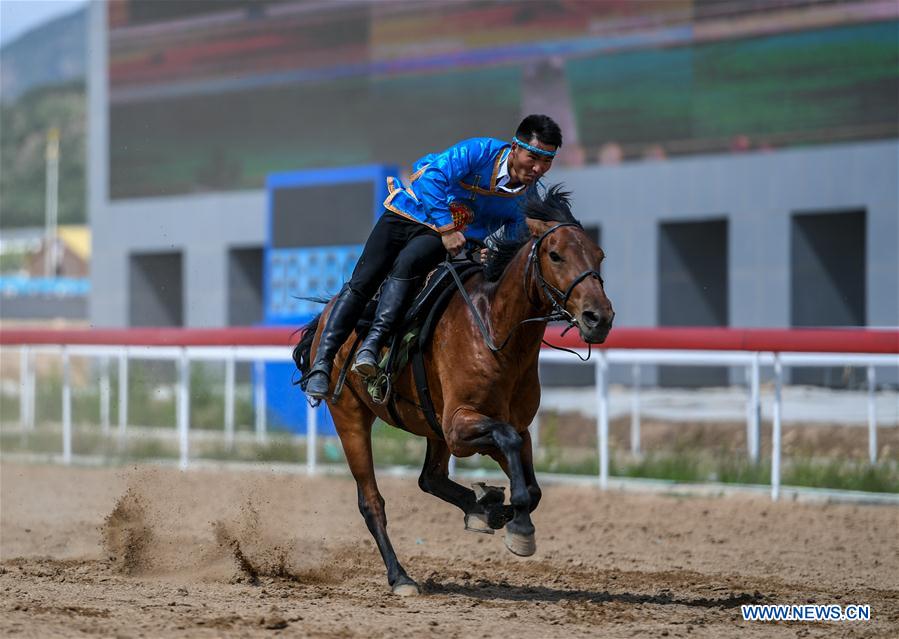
left=495, top=148, right=525, bottom=194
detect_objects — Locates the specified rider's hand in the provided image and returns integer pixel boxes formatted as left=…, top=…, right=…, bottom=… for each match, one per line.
left=442, top=231, right=465, bottom=257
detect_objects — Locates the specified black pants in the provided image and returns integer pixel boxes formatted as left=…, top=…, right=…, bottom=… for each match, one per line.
left=347, top=212, right=446, bottom=297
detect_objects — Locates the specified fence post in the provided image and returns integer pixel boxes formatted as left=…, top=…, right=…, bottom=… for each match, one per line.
left=100, top=356, right=111, bottom=435
left=306, top=400, right=317, bottom=476
left=224, top=351, right=235, bottom=450
left=29, top=350, right=36, bottom=430
left=19, top=347, right=29, bottom=430
left=867, top=365, right=877, bottom=464
left=254, top=360, right=266, bottom=444
left=771, top=354, right=782, bottom=501
left=62, top=346, right=72, bottom=465
left=747, top=353, right=761, bottom=462
left=529, top=413, right=540, bottom=450
left=178, top=347, right=190, bottom=470
left=25, top=346, right=36, bottom=431
left=595, top=350, right=609, bottom=489
left=630, top=363, right=641, bottom=456
left=117, top=349, right=128, bottom=449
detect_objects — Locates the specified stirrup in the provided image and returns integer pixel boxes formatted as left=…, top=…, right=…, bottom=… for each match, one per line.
left=368, top=371, right=392, bottom=405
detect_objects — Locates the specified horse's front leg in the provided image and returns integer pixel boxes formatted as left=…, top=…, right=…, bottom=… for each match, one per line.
left=491, top=428, right=542, bottom=513
left=447, top=408, right=537, bottom=556
left=332, top=412, right=418, bottom=596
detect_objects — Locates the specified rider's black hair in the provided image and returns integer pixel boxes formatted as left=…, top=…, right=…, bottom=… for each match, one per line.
left=515, top=114, right=563, bottom=149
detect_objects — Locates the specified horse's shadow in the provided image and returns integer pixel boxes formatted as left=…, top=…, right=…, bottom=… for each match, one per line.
left=423, top=578, right=764, bottom=610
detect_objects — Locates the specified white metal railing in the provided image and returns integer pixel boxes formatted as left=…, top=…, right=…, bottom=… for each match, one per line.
left=7, top=343, right=898, bottom=500
left=14, top=344, right=292, bottom=470
left=538, top=348, right=896, bottom=500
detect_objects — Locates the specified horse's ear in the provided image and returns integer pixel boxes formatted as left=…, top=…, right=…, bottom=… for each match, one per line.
left=526, top=217, right=552, bottom=237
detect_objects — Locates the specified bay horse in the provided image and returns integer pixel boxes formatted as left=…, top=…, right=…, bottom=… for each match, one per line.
left=293, top=186, right=614, bottom=596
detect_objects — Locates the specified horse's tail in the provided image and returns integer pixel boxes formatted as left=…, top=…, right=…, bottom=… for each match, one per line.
left=292, top=313, right=322, bottom=386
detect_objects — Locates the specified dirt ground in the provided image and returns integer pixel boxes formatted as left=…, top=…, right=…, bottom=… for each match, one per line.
left=1, top=462, right=897, bottom=638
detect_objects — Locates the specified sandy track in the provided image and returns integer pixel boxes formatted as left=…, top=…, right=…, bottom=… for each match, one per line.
left=1, top=462, right=897, bottom=638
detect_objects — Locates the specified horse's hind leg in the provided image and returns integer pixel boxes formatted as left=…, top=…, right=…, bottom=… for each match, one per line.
left=447, top=408, right=537, bottom=557
left=329, top=398, right=419, bottom=596
left=418, top=438, right=500, bottom=534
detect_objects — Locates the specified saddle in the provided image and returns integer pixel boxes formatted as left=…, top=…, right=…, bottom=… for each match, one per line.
left=354, top=261, right=479, bottom=334
left=337, top=260, right=483, bottom=437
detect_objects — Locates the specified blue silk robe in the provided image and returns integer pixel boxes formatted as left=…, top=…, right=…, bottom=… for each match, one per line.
left=383, top=137, right=533, bottom=242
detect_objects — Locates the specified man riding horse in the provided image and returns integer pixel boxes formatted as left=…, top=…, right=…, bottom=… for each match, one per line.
left=301, top=114, right=563, bottom=400
left=295, top=115, right=613, bottom=596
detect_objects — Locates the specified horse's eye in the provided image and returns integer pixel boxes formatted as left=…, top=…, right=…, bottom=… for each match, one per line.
left=549, top=251, right=563, bottom=263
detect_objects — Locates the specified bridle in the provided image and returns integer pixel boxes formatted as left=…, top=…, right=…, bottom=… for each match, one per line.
left=524, top=222, right=604, bottom=327
left=447, top=222, right=603, bottom=360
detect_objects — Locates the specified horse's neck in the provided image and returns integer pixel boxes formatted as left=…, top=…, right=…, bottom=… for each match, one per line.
left=484, top=240, right=548, bottom=351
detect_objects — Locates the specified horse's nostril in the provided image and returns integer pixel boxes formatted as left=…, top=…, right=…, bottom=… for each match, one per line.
left=581, top=310, right=600, bottom=327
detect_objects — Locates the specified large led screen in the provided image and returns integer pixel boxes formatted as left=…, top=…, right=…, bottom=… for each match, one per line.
left=107, top=0, right=898, bottom=199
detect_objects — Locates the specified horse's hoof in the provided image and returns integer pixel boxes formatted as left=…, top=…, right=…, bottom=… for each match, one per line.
left=392, top=581, right=421, bottom=597
left=464, top=512, right=495, bottom=535
left=504, top=531, right=536, bottom=557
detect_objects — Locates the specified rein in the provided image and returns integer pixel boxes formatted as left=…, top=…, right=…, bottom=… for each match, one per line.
left=446, top=222, right=601, bottom=361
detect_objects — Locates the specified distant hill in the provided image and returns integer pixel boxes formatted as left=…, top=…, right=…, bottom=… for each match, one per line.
left=0, top=82, right=86, bottom=228
left=1, top=6, right=87, bottom=103
left=0, top=6, right=88, bottom=229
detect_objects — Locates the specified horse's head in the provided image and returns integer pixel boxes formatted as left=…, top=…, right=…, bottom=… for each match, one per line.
left=524, top=187, right=614, bottom=344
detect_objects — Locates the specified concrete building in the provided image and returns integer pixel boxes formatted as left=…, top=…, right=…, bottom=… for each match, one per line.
left=86, top=1, right=898, bottom=387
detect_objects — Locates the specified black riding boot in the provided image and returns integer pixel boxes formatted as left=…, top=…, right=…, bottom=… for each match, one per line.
left=303, top=286, right=367, bottom=400
left=352, top=276, right=415, bottom=379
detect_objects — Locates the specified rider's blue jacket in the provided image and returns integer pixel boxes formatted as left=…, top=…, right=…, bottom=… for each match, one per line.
left=383, top=137, right=532, bottom=242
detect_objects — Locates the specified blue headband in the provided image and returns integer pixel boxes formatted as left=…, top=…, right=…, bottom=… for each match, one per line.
left=512, top=136, right=557, bottom=158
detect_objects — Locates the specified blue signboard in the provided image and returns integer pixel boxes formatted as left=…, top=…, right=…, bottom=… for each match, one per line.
left=267, top=245, right=362, bottom=320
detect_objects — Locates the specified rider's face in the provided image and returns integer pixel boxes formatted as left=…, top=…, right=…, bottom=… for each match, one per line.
left=508, top=137, right=556, bottom=186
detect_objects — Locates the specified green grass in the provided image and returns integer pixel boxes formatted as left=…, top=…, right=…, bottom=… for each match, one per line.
left=614, top=453, right=703, bottom=482
left=2, top=423, right=896, bottom=493
left=0, top=393, right=20, bottom=423
left=0, top=427, right=303, bottom=464
left=783, top=458, right=899, bottom=493
left=365, top=420, right=899, bottom=493
left=713, top=457, right=773, bottom=485
left=370, top=420, right=425, bottom=468
left=606, top=452, right=899, bottom=493
left=201, top=436, right=306, bottom=464
left=1, top=429, right=64, bottom=455
left=2, top=361, right=256, bottom=431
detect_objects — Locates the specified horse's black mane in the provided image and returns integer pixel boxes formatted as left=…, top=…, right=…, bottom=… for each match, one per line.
left=483, top=184, right=581, bottom=282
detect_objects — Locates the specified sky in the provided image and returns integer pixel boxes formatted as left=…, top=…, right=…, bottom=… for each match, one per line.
left=0, top=0, right=87, bottom=47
